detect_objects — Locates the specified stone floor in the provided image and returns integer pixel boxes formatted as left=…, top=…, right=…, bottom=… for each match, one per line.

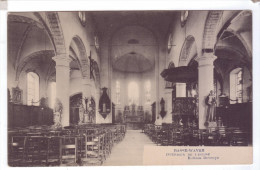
left=103, top=130, right=155, bottom=166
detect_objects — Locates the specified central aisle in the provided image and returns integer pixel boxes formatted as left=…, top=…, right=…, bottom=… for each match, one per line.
left=103, top=130, right=156, bottom=166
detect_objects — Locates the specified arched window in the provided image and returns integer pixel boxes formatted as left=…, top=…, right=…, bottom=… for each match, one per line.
left=49, top=82, right=56, bottom=109
left=128, top=81, right=139, bottom=105
left=145, top=80, right=151, bottom=104
left=230, top=68, right=243, bottom=104
left=27, top=72, right=39, bottom=106
left=116, top=81, right=120, bottom=105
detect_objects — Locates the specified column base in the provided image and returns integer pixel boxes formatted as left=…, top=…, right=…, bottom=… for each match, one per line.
left=206, top=121, right=217, bottom=128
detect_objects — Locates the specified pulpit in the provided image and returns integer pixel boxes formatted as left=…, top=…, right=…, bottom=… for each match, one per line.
left=172, top=97, right=197, bottom=127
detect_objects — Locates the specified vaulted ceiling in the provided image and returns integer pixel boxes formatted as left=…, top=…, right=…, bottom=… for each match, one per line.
left=8, top=14, right=54, bottom=70
left=90, top=11, right=177, bottom=73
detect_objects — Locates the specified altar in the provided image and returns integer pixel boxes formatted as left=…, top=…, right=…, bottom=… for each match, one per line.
left=124, top=104, right=144, bottom=130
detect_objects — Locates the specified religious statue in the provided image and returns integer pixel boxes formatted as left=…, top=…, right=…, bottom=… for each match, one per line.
left=83, top=97, right=89, bottom=123
left=53, top=98, right=62, bottom=128
left=89, top=98, right=96, bottom=123
left=78, top=99, right=85, bottom=124
left=84, top=97, right=88, bottom=111
left=205, top=90, right=216, bottom=126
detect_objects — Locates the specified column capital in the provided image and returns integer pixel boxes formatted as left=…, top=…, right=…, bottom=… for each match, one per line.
left=164, top=88, right=172, bottom=94
left=52, top=55, right=71, bottom=67
left=176, top=83, right=186, bottom=86
left=82, top=78, right=91, bottom=85
left=195, top=53, right=217, bottom=67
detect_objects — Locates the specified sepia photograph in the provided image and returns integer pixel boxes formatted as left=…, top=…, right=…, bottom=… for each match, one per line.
left=5, top=8, right=255, bottom=167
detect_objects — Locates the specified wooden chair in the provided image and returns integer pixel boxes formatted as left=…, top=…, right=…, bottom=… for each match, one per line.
left=47, top=136, right=61, bottom=166
left=190, top=129, right=199, bottom=146
left=60, top=136, right=78, bottom=166
left=24, top=136, right=49, bottom=166
left=8, top=136, right=27, bottom=166
left=82, top=131, right=104, bottom=165
left=158, top=129, right=169, bottom=146
left=217, top=127, right=230, bottom=146
left=152, top=125, right=162, bottom=144
left=104, top=129, right=113, bottom=158
left=230, top=129, right=248, bottom=146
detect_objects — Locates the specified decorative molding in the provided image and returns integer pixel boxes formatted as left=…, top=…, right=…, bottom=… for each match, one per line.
left=72, top=36, right=89, bottom=79
left=46, top=12, right=66, bottom=55
left=52, top=54, right=71, bottom=67
left=202, top=11, right=223, bottom=50
left=196, top=54, right=217, bottom=67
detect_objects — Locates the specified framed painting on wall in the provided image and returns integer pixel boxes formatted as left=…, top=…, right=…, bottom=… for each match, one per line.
left=12, top=87, right=22, bottom=104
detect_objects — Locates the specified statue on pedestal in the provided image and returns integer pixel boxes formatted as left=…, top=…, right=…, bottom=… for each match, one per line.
left=205, top=90, right=216, bottom=127
left=78, top=99, right=85, bottom=124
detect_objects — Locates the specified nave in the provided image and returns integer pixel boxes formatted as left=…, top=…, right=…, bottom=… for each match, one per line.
left=7, top=10, right=252, bottom=166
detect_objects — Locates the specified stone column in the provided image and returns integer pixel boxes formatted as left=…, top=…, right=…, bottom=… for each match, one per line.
left=196, top=53, right=217, bottom=129
left=176, top=83, right=186, bottom=97
left=163, top=89, right=173, bottom=123
left=53, top=55, right=71, bottom=127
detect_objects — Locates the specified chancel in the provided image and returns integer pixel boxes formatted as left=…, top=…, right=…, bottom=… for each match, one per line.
left=7, top=10, right=252, bottom=166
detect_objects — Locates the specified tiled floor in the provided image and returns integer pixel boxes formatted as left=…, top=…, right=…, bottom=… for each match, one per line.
left=103, top=130, right=155, bottom=166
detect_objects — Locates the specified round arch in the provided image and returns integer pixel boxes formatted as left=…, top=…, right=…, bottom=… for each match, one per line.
left=46, top=12, right=67, bottom=56
left=202, top=11, right=223, bottom=50
left=70, top=35, right=89, bottom=79
left=15, top=50, right=55, bottom=81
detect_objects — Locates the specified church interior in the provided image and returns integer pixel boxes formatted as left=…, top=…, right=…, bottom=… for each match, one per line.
left=7, top=10, right=252, bottom=166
